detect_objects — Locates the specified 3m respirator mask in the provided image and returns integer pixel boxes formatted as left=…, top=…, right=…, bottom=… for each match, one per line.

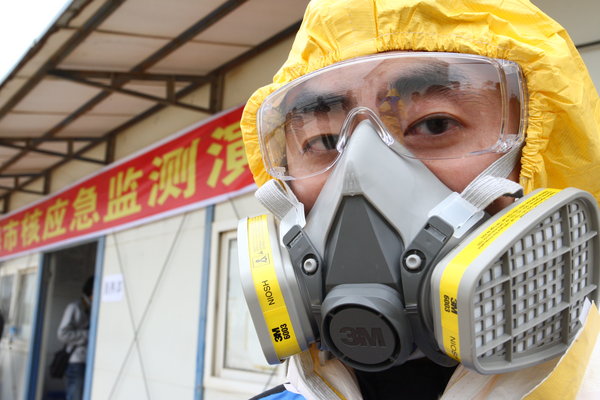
left=238, top=119, right=600, bottom=373
left=237, top=53, right=600, bottom=374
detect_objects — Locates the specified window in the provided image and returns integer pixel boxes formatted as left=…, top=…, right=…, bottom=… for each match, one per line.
left=14, top=271, right=37, bottom=340
left=0, top=275, right=14, bottom=320
left=207, top=227, right=284, bottom=393
left=222, top=237, right=276, bottom=372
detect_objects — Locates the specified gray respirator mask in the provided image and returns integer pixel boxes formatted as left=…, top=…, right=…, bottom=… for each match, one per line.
left=238, top=120, right=599, bottom=374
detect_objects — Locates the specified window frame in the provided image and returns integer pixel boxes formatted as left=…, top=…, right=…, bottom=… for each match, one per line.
left=13, top=268, right=39, bottom=343
left=0, top=273, right=15, bottom=324
left=203, top=219, right=285, bottom=395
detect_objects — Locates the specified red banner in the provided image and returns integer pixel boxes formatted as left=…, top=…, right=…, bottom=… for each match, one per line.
left=0, top=105, right=255, bottom=260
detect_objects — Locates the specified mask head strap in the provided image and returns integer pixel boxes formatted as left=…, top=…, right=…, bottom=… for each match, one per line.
left=460, top=143, right=524, bottom=210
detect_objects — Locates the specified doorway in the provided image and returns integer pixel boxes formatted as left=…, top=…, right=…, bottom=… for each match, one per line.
left=35, top=241, right=99, bottom=400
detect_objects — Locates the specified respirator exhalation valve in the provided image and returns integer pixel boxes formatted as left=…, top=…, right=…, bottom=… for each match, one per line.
left=320, top=283, right=414, bottom=371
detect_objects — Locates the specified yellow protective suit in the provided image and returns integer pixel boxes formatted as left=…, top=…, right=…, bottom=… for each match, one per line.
left=240, top=0, right=600, bottom=399
left=241, top=0, right=600, bottom=203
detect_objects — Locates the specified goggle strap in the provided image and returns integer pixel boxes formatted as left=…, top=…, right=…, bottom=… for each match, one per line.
left=460, top=144, right=524, bottom=210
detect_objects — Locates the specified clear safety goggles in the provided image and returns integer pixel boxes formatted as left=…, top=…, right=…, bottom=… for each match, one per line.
left=257, top=52, right=527, bottom=180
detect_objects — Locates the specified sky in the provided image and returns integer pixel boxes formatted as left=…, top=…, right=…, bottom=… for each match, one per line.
left=0, top=0, right=71, bottom=83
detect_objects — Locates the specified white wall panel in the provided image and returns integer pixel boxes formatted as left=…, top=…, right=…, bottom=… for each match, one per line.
left=91, top=209, right=205, bottom=400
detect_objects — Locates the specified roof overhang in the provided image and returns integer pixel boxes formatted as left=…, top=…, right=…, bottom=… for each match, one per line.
left=0, top=0, right=309, bottom=212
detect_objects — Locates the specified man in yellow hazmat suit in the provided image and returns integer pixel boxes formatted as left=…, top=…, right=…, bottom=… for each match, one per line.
left=238, top=1, right=600, bottom=399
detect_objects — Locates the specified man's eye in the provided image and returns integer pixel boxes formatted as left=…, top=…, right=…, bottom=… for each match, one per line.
left=303, top=134, right=339, bottom=153
left=406, top=115, right=461, bottom=136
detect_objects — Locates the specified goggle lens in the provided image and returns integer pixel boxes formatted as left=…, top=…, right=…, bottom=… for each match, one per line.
left=258, top=53, right=526, bottom=180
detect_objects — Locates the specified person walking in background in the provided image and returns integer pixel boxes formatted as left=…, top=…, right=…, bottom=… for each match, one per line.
left=57, top=276, right=93, bottom=400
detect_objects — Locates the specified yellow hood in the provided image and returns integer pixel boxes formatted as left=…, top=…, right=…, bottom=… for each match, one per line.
left=241, top=0, right=600, bottom=202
